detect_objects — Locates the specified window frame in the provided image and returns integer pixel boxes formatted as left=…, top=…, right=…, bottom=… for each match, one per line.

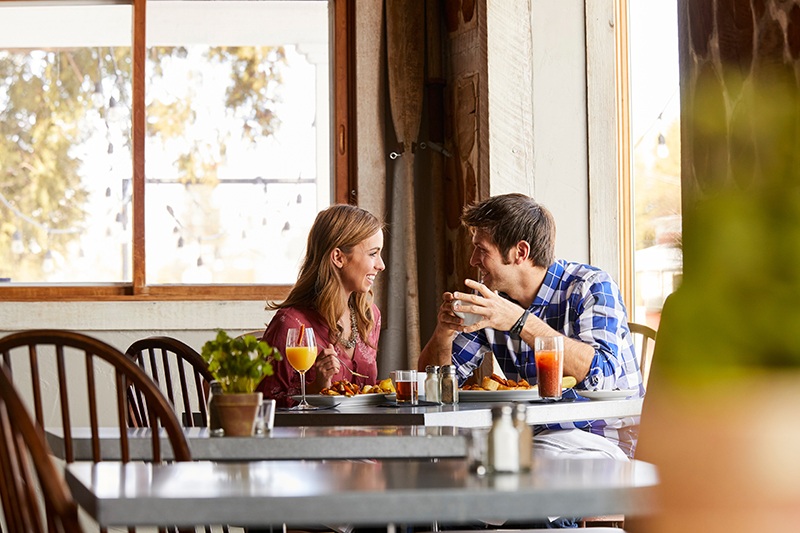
left=0, top=0, right=355, bottom=302
left=616, top=0, right=633, bottom=312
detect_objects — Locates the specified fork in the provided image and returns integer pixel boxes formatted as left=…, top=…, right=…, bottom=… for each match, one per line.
left=323, top=349, right=370, bottom=378
left=341, top=363, right=369, bottom=379
left=336, top=355, right=369, bottom=378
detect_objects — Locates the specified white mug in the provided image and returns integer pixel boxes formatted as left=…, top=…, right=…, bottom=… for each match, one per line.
left=453, top=299, right=482, bottom=326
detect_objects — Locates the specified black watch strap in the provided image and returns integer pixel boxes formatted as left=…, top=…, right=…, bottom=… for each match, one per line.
left=509, top=309, right=530, bottom=337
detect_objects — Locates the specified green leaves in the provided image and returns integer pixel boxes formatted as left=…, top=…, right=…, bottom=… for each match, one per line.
left=201, top=329, right=282, bottom=394
left=0, top=44, right=288, bottom=278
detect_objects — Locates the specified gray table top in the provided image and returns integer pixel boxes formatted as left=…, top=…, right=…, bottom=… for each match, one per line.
left=46, top=425, right=467, bottom=461
left=274, top=398, right=643, bottom=428
left=65, top=455, right=658, bottom=527
left=46, top=398, right=641, bottom=461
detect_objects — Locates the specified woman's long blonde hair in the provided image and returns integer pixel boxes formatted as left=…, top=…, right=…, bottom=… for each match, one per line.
left=269, top=204, right=384, bottom=347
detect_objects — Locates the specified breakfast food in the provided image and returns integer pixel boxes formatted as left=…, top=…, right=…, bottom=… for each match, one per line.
left=320, top=378, right=396, bottom=397
left=462, top=373, right=533, bottom=391
left=561, top=376, right=577, bottom=389
left=461, top=373, right=577, bottom=391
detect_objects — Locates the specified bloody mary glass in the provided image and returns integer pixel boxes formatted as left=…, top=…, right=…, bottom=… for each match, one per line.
left=534, top=336, right=564, bottom=400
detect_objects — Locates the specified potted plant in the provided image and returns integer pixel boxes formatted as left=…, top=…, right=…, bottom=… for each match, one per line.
left=201, top=330, right=281, bottom=436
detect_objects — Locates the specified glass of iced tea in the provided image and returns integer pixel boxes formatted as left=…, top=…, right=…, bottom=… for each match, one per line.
left=393, top=370, right=418, bottom=405
left=534, top=336, right=564, bottom=400
left=286, top=325, right=318, bottom=410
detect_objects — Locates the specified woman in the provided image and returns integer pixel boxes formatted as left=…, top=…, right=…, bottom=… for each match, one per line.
left=258, top=204, right=385, bottom=407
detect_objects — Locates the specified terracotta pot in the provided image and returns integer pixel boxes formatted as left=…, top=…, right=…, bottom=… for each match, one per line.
left=214, top=392, right=262, bottom=437
left=628, top=372, right=800, bottom=533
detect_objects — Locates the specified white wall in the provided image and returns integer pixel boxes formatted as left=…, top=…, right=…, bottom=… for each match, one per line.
left=0, top=301, right=273, bottom=356
left=0, top=301, right=273, bottom=429
left=485, top=0, right=620, bottom=278
left=530, top=0, right=591, bottom=265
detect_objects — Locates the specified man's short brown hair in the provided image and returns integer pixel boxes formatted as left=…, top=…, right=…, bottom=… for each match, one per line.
left=461, top=193, right=556, bottom=267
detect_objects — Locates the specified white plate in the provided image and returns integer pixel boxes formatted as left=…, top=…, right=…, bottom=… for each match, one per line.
left=458, top=389, right=541, bottom=402
left=291, top=393, right=388, bottom=407
left=575, top=389, right=638, bottom=401
left=385, top=393, right=436, bottom=404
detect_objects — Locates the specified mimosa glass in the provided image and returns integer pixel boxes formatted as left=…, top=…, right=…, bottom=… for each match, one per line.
left=286, top=326, right=318, bottom=410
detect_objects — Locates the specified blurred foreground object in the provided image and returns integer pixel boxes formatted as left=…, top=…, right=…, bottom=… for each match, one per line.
left=628, top=1, right=800, bottom=531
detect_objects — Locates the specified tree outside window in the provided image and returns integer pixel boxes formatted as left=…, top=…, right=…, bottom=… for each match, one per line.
left=0, top=1, right=332, bottom=292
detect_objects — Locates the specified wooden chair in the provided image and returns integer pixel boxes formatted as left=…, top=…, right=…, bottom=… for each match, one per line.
left=628, top=322, right=657, bottom=388
left=125, top=336, right=214, bottom=428
left=0, top=363, right=82, bottom=533
left=0, top=329, right=193, bottom=532
left=577, top=323, right=656, bottom=529
left=125, top=336, right=233, bottom=533
left=237, top=330, right=266, bottom=340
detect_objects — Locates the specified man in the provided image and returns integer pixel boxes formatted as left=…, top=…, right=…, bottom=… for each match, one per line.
left=418, top=193, right=643, bottom=458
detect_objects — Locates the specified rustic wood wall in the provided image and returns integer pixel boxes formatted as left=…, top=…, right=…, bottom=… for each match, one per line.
left=680, top=0, right=800, bottom=205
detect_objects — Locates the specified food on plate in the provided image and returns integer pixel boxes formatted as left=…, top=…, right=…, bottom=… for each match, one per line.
left=462, top=373, right=533, bottom=391
left=461, top=373, right=578, bottom=391
left=378, top=377, right=397, bottom=394
left=320, top=379, right=395, bottom=397
left=561, top=376, right=577, bottom=389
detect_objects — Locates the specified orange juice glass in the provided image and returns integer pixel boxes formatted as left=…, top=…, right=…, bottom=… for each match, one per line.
left=286, top=326, right=317, bottom=409
left=286, top=346, right=318, bottom=373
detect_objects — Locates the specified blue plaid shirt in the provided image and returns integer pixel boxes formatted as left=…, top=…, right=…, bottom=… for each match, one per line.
left=451, top=259, right=644, bottom=456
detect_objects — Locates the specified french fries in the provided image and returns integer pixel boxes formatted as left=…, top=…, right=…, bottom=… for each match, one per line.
left=472, top=374, right=533, bottom=391
left=461, top=373, right=578, bottom=391
left=320, top=379, right=396, bottom=397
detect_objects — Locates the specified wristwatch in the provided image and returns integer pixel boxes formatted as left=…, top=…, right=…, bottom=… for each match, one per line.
left=509, top=309, right=530, bottom=337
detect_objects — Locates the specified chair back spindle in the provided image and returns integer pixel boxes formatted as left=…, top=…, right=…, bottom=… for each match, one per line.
left=125, top=336, right=214, bottom=429
left=628, top=322, right=657, bottom=388
left=0, top=329, right=193, bottom=532
left=0, top=364, right=83, bottom=533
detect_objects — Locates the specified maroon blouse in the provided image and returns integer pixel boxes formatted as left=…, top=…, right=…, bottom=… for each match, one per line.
left=257, top=305, right=381, bottom=407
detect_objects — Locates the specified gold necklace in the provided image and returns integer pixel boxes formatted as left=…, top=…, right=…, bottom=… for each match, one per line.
left=339, top=301, right=359, bottom=349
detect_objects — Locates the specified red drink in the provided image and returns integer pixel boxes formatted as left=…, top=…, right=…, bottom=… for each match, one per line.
left=535, top=348, right=563, bottom=399
left=396, top=380, right=418, bottom=404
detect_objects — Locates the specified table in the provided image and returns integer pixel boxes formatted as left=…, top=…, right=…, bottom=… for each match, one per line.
left=65, top=455, right=658, bottom=528
left=274, top=398, right=643, bottom=428
left=46, top=425, right=467, bottom=461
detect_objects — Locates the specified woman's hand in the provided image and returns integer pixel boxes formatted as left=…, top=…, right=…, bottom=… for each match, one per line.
left=311, top=344, right=341, bottom=391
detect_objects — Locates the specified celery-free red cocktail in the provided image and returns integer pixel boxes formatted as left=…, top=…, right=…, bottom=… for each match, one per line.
left=534, top=336, right=564, bottom=400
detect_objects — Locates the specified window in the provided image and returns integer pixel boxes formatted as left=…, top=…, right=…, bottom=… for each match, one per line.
left=0, top=0, right=355, bottom=301
left=626, top=0, right=682, bottom=329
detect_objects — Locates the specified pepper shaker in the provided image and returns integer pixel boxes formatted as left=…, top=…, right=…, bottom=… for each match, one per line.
left=514, top=403, right=533, bottom=471
left=440, top=365, right=459, bottom=404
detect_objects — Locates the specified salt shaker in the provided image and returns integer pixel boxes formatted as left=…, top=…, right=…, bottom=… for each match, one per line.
left=440, top=365, right=459, bottom=404
left=488, top=404, right=519, bottom=473
left=424, top=365, right=441, bottom=404
left=207, top=380, right=225, bottom=437
left=514, top=403, right=533, bottom=471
